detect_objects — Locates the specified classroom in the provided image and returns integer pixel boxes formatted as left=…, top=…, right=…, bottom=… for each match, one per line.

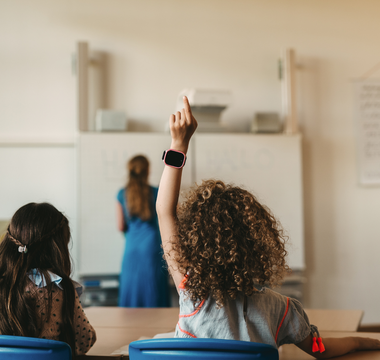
left=1, top=0, right=380, bottom=358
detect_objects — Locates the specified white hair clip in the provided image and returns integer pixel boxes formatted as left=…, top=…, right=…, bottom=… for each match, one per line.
left=18, top=245, right=28, bottom=254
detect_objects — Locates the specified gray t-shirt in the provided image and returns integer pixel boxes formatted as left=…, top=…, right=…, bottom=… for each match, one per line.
left=175, top=286, right=316, bottom=348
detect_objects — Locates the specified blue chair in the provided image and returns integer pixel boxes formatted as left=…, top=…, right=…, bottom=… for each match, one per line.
left=0, top=335, right=71, bottom=360
left=129, top=338, right=279, bottom=359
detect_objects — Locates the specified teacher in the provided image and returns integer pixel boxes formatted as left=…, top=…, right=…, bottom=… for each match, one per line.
left=116, top=155, right=170, bottom=307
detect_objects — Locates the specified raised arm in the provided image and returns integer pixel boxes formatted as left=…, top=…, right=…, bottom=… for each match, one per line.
left=296, top=334, right=380, bottom=359
left=156, top=96, right=197, bottom=291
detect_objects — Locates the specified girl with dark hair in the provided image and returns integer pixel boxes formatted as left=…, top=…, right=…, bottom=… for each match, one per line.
left=116, top=155, right=170, bottom=307
left=156, top=96, right=380, bottom=358
left=0, top=202, right=96, bottom=357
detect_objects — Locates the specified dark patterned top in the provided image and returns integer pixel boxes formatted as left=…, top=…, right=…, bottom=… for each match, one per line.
left=25, top=280, right=96, bottom=355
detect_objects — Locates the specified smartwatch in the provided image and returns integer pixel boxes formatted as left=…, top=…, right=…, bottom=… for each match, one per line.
left=162, top=149, right=186, bottom=169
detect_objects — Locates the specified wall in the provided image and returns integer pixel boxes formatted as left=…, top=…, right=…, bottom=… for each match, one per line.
left=1, top=0, right=380, bottom=323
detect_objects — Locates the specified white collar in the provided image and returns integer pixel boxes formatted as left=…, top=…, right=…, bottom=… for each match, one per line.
left=27, top=269, right=83, bottom=297
left=28, top=269, right=63, bottom=289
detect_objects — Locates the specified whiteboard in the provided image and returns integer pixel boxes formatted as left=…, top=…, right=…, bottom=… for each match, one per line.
left=0, top=145, right=78, bottom=274
left=353, top=80, right=380, bottom=185
left=79, top=132, right=304, bottom=275
left=78, top=133, right=193, bottom=275
left=193, top=133, right=304, bottom=270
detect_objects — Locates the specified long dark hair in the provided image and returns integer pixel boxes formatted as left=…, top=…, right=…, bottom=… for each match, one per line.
left=126, top=155, right=152, bottom=221
left=0, top=203, right=76, bottom=354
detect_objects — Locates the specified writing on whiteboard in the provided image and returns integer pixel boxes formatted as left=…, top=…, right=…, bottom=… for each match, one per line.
left=201, top=147, right=275, bottom=172
left=101, top=149, right=131, bottom=181
left=355, top=80, right=380, bottom=185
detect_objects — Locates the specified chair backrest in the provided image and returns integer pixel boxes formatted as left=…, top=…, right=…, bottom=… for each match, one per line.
left=0, top=335, right=71, bottom=360
left=129, top=338, right=279, bottom=360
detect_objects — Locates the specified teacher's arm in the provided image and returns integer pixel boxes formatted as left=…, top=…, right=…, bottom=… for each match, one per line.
left=116, top=202, right=126, bottom=232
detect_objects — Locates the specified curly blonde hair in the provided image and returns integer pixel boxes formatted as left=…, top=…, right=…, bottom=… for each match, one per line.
left=172, top=179, right=289, bottom=308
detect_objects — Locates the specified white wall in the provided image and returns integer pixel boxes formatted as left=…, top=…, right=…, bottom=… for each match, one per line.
left=1, top=0, right=380, bottom=323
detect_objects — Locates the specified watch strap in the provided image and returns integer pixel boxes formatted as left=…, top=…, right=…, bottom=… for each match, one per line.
left=162, top=149, right=186, bottom=168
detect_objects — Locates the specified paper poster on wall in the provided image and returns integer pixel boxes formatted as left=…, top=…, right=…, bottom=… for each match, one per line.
left=354, top=79, right=380, bottom=185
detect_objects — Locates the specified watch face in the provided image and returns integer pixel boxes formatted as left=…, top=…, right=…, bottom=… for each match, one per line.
left=165, top=150, right=185, bottom=168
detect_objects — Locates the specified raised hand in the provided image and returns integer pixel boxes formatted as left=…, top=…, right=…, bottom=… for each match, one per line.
left=169, top=96, right=198, bottom=153
left=157, top=96, right=198, bottom=290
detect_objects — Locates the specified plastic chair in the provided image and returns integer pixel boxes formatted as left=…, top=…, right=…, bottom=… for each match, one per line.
left=129, top=338, right=279, bottom=360
left=0, top=335, right=71, bottom=360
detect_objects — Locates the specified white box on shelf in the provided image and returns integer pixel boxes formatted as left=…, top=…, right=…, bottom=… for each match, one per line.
left=95, top=110, right=127, bottom=132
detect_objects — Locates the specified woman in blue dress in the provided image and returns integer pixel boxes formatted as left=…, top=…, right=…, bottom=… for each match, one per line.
left=116, top=155, right=170, bottom=307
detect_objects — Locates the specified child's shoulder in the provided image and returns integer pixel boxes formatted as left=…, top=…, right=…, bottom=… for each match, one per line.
left=251, top=287, right=292, bottom=310
left=253, top=287, right=308, bottom=325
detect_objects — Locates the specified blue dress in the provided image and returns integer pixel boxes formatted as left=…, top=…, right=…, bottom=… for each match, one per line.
left=117, top=186, right=170, bottom=307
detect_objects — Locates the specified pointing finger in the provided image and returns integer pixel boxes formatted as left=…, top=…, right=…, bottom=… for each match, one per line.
left=183, top=96, right=193, bottom=122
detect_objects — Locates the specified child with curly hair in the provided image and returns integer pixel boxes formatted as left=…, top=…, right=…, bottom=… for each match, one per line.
left=156, top=96, right=380, bottom=358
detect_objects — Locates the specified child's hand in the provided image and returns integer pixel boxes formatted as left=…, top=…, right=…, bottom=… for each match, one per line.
left=356, top=337, right=380, bottom=350
left=297, top=335, right=380, bottom=358
left=169, top=96, right=198, bottom=152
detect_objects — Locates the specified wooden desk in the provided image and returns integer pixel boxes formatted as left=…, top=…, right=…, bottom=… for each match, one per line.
left=84, top=307, right=364, bottom=332
left=305, top=309, right=363, bottom=332
left=84, top=327, right=173, bottom=359
left=81, top=307, right=370, bottom=359
left=85, top=307, right=179, bottom=330
left=83, top=329, right=380, bottom=360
